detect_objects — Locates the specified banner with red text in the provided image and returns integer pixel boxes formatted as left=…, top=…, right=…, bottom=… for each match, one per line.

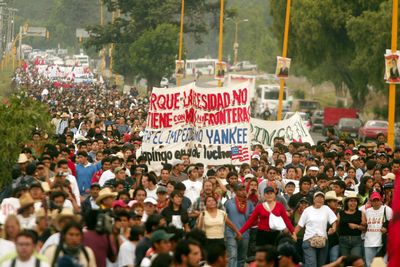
left=141, top=82, right=251, bottom=167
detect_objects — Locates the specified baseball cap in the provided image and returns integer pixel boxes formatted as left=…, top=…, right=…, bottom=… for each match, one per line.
left=244, top=173, right=255, bottom=180
left=370, top=192, right=382, bottom=201
left=151, top=230, right=174, bottom=243
left=313, top=191, right=325, bottom=199
left=350, top=155, right=359, bottom=161
left=112, top=200, right=127, bottom=208
left=383, top=182, right=394, bottom=190
left=298, top=197, right=310, bottom=204
left=234, top=183, right=246, bottom=191
left=172, top=159, right=184, bottom=166
left=156, top=186, right=168, bottom=194
left=285, top=181, right=295, bottom=187
left=144, top=197, right=157, bottom=205
left=264, top=186, right=275, bottom=194
left=382, top=173, right=395, bottom=180
left=251, top=154, right=261, bottom=160
left=186, top=165, right=198, bottom=174
left=344, top=149, right=353, bottom=155
left=309, top=166, right=319, bottom=171
left=114, top=167, right=126, bottom=174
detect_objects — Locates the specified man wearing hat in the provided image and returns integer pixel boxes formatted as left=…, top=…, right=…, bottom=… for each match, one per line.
left=140, top=229, right=174, bottom=267
left=96, top=187, right=118, bottom=210
left=56, top=112, right=69, bottom=136
left=142, top=197, right=158, bottom=223
left=170, top=159, right=187, bottom=183
left=40, top=208, right=81, bottom=253
left=364, top=192, right=393, bottom=267
left=17, top=193, right=36, bottom=230
left=224, top=183, right=254, bottom=267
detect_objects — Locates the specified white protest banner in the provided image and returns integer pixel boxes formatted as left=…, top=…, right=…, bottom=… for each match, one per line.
left=250, top=112, right=314, bottom=147
left=141, top=82, right=251, bottom=166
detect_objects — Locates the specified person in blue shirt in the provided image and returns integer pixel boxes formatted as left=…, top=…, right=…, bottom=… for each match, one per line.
left=75, top=151, right=102, bottom=195
left=224, top=183, right=255, bottom=267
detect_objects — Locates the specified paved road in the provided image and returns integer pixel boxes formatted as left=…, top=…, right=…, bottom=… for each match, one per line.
left=310, top=129, right=325, bottom=144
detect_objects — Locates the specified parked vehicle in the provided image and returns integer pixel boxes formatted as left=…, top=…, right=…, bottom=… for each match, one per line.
left=229, top=61, right=257, bottom=71
left=256, top=84, right=291, bottom=115
left=291, top=99, right=321, bottom=114
left=310, top=110, right=324, bottom=132
left=283, top=112, right=311, bottom=131
left=323, top=107, right=358, bottom=135
left=335, top=118, right=363, bottom=138
left=358, top=120, right=388, bottom=142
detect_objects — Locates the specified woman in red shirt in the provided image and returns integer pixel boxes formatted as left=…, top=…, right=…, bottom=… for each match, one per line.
left=240, top=186, right=294, bottom=246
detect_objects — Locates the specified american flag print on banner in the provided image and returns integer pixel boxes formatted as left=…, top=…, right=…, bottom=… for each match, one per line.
left=231, top=146, right=250, bottom=162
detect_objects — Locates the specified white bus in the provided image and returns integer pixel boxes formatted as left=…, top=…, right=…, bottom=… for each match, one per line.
left=256, top=84, right=291, bottom=113
left=73, top=54, right=90, bottom=67
left=185, top=58, right=218, bottom=75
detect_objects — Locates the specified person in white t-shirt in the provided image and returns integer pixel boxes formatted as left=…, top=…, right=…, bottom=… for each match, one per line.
left=292, top=191, right=337, bottom=267
left=182, top=166, right=202, bottom=204
left=0, top=231, right=49, bottom=267
left=118, top=226, right=144, bottom=267
left=364, top=192, right=392, bottom=267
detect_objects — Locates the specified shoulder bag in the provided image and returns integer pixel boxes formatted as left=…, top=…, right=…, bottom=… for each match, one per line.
left=263, top=202, right=286, bottom=231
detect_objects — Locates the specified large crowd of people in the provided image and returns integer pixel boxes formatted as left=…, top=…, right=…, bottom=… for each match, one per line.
left=0, top=62, right=399, bottom=267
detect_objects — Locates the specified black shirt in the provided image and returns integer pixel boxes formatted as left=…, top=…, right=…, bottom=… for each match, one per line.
left=338, top=210, right=362, bottom=236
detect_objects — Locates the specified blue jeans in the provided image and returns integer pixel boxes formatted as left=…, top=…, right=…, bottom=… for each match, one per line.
left=302, top=239, right=329, bottom=267
left=365, top=246, right=381, bottom=267
left=329, top=245, right=339, bottom=263
left=226, top=235, right=249, bottom=267
left=339, top=236, right=363, bottom=257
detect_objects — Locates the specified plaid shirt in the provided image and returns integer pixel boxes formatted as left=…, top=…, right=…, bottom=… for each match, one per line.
left=188, top=194, right=225, bottom=212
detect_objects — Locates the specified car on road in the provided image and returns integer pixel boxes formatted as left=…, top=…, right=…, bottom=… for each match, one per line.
left=229, top=61, right=257, bottom=72
left=283, top=112, right=311, bottom=131
left=358, top=120, right=388, bottom=142
left=335, top=118, right=363, bottom=138
left=310, top=110, right=324, bottom=132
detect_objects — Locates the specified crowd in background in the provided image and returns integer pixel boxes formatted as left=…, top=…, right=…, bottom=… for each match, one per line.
left=0, top=63, right=399, bottom=267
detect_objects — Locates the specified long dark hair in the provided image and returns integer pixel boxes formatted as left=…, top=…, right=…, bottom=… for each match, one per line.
left=359, top=176, right=373, bottom=196
left=52, top=221, right=87, bottom=267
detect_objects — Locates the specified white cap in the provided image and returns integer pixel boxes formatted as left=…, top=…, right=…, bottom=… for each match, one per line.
left=309, top=166, right=319, bottom=171
left=144, top=197, right=157, bottom=205
left=244, top=174, right=255, bottom=180
left=382, top=173, right=396, bottom=180
left=350, top=155, right=360, bottom=161
left=172, top=159, right=184, bottom=166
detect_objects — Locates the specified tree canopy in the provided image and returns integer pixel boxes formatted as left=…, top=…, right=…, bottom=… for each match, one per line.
left=85, top=0, right=220, bottom=88
left=0, top=93, right=53, bottom=186
left=270, top=0, right=400, bottom=111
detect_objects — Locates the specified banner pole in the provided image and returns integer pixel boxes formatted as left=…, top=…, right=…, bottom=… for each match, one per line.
left=277, top=0, right=291, bottom=120
left=177, top=0, right=185, bottom=87
left=388, top=0, right=398, bottom=149
left=217, top=0, right=224, bottom=88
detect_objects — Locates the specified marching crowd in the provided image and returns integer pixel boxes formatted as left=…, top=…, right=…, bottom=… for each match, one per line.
left=0, top=63, right=399, bottom=267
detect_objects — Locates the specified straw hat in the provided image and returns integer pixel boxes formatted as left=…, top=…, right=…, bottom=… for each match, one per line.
left=343, top=191, right=359, bottom=202
left=17, top=153, right=28, bottom=164
left=18, top=193, right=35, bottom=209
left=52, top=208, right=81, bottom=230
left=325, top=191, right=342, bottom=202
left=96, top=187, right=117, bottom=205
left=60, top=112, right=70, bottom=118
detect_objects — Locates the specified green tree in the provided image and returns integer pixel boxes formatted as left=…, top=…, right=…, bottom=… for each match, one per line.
left=85, top=0, right=219, bottom=85
left=269, top=0, right=390, bottom=110
left=0, top=92, right=53, bottom=186
left=129, top=24, right=179, bottom=90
